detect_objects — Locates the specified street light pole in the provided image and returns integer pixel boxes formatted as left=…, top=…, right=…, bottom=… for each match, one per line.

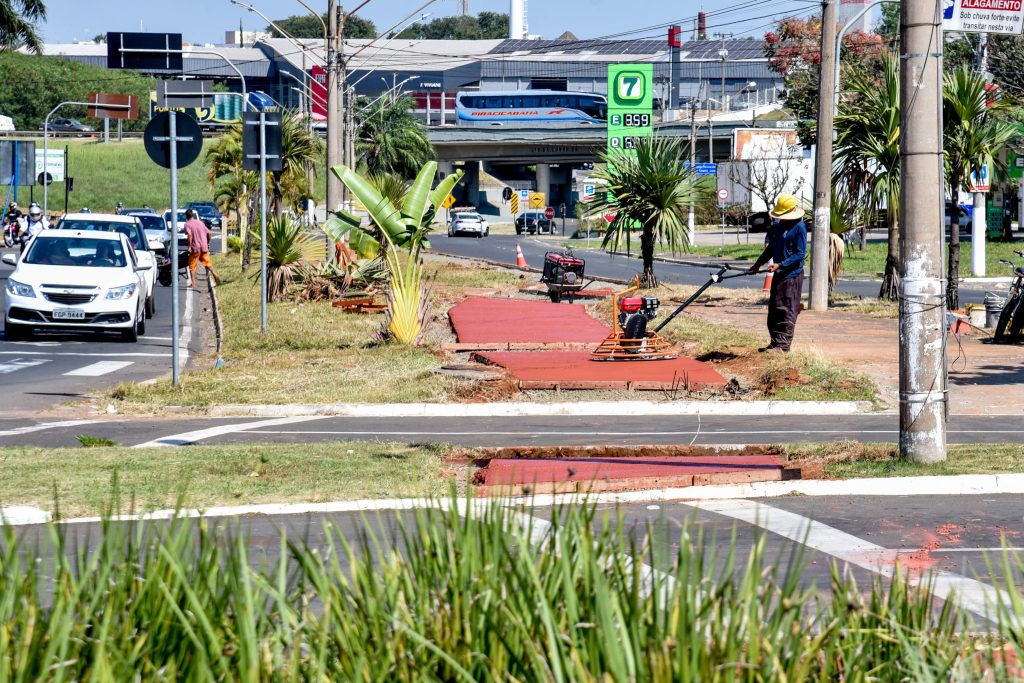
left=808, top=0, right=838, bottom=312
left=326, top=0, right=342, bottom=212
left=898, top=0, right=947, bottom=462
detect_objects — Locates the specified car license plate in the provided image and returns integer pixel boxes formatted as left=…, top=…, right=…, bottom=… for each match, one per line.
left=53, top=308, right=85, bottom=320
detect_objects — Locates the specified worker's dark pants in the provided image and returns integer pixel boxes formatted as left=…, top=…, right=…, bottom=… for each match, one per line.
left=767, top=272, right=803, bottom=350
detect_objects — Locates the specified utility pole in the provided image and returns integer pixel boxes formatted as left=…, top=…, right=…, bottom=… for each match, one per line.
left=898, top=0, right=947, bottom=462
left=972, top=34, right=990, bottom=276
left=809, top=0, right=838, bottom=311
left=688, top=97, right=697, bottom=245
left=326, top=0, right=342, bottom=213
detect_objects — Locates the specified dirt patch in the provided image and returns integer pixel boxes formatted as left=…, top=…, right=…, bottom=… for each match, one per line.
left=446, top=374, right=521, bottom=403
left=758, top=365, right=807, bottom=394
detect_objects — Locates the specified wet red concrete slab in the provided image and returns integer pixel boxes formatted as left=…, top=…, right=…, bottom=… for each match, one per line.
left=475, top=350, right=728, bottom=391
left=477, top=455, right=785, bottom=493
left=449, top=297, right=611, bottom=344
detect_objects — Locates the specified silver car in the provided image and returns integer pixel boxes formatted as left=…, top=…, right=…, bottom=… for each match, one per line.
left=448, top=211, right=490, bottom=238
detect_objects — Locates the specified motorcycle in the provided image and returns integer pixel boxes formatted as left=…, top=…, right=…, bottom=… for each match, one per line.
left=2, top=219, right=19, bottom=248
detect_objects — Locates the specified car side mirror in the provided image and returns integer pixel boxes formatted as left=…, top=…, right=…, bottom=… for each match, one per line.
left=1, top=254, right=17, bottom=266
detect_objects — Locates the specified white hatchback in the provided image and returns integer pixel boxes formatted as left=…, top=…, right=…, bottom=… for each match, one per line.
left=3, top=230, right=150, bottom=342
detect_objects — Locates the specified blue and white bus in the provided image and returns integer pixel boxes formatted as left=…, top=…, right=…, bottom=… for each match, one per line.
left=455, top=90, right=607, bottom=125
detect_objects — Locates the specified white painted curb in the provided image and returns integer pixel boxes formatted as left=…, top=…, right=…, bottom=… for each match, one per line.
left=14, top=472, right=1024, bottom=528
left=203, top=400, right=875, bottom=418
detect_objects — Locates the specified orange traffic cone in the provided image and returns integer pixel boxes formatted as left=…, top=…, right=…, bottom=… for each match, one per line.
left=515, top=242, right=528, bottom=268
left=762, top=271, right=773, bottom=292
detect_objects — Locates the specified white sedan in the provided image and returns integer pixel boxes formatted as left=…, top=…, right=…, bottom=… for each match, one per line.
left=3, top=229, right=150, bottom=342
left=448, top=211, right=490, bottom=238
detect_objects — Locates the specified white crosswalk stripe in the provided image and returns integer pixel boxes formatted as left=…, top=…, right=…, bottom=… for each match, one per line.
left=0, top=358, right=50, bottom=374
left=63, top=361, right=134, bottom=377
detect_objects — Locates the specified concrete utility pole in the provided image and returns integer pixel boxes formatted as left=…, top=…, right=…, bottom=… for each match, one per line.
left=688, top=98, right=697, bottom=245
left=326, top=0, right=342, bottom=212
left=809, top=0, right=838, bottom=311
left=972, top=33, right=990, bottom=276
left=898, top=0, right=947, bottom=462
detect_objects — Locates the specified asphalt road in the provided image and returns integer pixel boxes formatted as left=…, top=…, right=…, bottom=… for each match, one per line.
left=430, top=233, right=999, bottom=305
left=1, top=412, right=1022, bottom=449
left=0, top=245, right=207, bottom=412
left=10, top=493, right=1022, bottom=624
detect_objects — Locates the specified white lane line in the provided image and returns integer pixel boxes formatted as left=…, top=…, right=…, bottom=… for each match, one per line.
left=0, top=358, right=49, bottom=374
left=63, top=361, right=134, bottom=377
left=179, top=286, right=193, bottom=365
left=133, top=416, right=327, bottom=448
left=684, top=499, right=1009, bottom=620
left=0, top=419, right=99, bottom=437
left=144, top=336, right=173, bottom=341
left=0, top=351, right=168, bottom=358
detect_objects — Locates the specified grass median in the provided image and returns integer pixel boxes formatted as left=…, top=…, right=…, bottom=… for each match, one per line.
left=783, top=441, right=1024, bottom=478
left=0, top=441, right=451, bottom=517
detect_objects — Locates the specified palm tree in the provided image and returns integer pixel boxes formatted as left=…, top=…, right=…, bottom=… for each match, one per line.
left=271, top=113, right=324, bottom=218
left=0, top=0, right=46, bottom=53
left=943, top=67, right=1016, bottom=310
left=834, top=52, right=901, bottom=299
left=588, top=137, right=702, bottom=287
left=254, top=216, right=322, bottom=302
left=355, top=95, right=433, bottom=177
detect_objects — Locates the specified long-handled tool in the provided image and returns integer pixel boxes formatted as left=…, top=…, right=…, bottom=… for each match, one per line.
left=591, top=265, right=758, bottom=361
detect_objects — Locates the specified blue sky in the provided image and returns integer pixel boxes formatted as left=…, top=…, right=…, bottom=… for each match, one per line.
left=41, top=0, right=828, bottom=45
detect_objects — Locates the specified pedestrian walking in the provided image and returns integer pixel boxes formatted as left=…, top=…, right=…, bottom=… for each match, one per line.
left=183, top=209, right=220, bottom=288
left=749, top=194, right=807, bottom=352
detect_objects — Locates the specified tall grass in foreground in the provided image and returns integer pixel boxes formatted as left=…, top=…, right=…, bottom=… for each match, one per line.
left=0, top=499, right=1020, bottom=680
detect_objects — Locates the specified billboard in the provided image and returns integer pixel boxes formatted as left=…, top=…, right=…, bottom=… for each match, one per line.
left=310, top=66, right=327, bottom=118
left=149, top=91, right=260, bottom=125
left=606, top=64, right=654, bottom=159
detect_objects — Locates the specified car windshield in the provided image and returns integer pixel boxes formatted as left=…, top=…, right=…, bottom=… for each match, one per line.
left=23, top=236, right=127, bottom=268
left=192, top=206, right=216, bottom=217
left=57, top=219, right=145, bottom=250
left=456, top=213, right=481, bottom=221
left=133, top=214, right=166, bottom=233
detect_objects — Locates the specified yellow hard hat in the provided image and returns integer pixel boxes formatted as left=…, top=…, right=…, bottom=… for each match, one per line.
left=769, top=194, right=804, bottom=220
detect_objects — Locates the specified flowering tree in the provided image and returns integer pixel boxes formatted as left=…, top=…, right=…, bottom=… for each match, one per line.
left=763, top=16, right=886, bottom=146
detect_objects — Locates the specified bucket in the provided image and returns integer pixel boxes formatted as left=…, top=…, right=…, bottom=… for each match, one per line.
left=984, top=292, right=1005, bottom=329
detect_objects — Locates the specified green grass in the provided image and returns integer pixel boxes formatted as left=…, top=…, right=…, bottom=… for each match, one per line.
left=23, top=138, right=215, bottom=214
left=0, top=441, right=449, bottom=517
left=0, top=494, right=1018, bottom=680
left=782, top=442, right=1024, bottom=478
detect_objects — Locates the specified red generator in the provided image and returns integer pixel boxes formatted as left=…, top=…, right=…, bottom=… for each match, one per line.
left=541, top=250, right=586, bottom=303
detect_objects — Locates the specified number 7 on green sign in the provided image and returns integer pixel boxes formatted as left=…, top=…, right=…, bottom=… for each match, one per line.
left=616, top=72, right=645, bottom=101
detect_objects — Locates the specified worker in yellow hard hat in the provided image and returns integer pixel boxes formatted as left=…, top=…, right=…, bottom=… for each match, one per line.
left=749, top=193, right=808, bottom=352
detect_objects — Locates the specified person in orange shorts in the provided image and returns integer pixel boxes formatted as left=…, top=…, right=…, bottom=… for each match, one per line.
left=183, top=209, right=220, bottom=287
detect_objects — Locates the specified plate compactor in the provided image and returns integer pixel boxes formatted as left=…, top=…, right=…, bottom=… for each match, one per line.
left=591, top=265, right=756, bottom=361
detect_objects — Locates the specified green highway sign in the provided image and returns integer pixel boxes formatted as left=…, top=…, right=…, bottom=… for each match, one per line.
left=607, top=63, right=653, bottom=159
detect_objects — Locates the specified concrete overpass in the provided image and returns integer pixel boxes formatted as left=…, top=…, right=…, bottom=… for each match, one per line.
left=428, top=120, right=782, bottom=211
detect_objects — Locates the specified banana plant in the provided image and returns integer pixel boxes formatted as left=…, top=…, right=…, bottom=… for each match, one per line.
left=325, top=161, right=464, bottom=345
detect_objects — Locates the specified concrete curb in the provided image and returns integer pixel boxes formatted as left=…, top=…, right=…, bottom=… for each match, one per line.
left=207, top=272, right=223, bottom=356
left=201, top=400, right=875, bottom=418
left=8, top=472, right=1024, bottom=527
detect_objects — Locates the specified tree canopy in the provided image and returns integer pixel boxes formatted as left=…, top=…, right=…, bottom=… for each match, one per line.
left=0, top=52, right=155, bottom=130
left=266, top=13, right=376, bottom=39
left=397, top=12, right=508, bottom=40
left=0, top=0, right=45, bottom=53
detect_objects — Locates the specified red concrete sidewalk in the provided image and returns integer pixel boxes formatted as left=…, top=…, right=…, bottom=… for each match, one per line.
left=449, top=297, right=610, bottom=344
left=475, top=350, right=728, bottom=391
left=476, top=455, right=786, bottom=495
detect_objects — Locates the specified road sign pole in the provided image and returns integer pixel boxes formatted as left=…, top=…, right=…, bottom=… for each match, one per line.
left=169, top=111, right=180, bottom=387
left=260, top=112, right=268, bottom=335
left=63, top=146, right=69, bottom=215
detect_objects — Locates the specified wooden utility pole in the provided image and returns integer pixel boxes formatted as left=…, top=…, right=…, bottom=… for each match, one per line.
left=809, top=0, right=837, bottom=311
left=898, top=0, right=947, bottom=462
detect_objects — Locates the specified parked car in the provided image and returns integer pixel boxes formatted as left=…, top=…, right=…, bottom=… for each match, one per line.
left=3, top=229, right=149, bottom=342
left=126, top=211, right=176, bottom=252
left=56, top=214, right=157, bottom=319
left=186, top=202, right=223, bottom=229
left=945, top=203, right=973, bottom=232
left=448, top=211, right=490, bottom=237
left=515, top=210, right=555, bottom=235
left=40, top=118, right=93, bottom=133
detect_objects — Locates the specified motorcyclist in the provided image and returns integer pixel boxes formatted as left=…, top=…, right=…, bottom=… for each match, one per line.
left=115, top=202, right=125, bottom=215
left=3, top=202, right=22, bottom=244
left=19, top=203, right=48, bottom=253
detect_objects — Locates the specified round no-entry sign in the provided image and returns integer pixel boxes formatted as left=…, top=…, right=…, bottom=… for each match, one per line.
left=717, top=188, right=729, bottom=202
left=544, top=206, right=555, bottom=220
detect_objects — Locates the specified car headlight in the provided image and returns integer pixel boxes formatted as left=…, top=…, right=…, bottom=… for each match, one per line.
left=6, top=279, right=35, bottom=298
left=106, top=283, right=138, bottom=300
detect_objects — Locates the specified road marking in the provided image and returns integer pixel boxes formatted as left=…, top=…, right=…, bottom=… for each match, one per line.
left=0, top=351, right=169, bottom=358
left=63, top=361, right=134, bottom=377
left=0, top=358, right=49, bottom=374
left=684, top=499, right=1009, bottom=620
left=0, top=419, right=99, bottom=437
left=133, top=416, right=327, bottom=448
